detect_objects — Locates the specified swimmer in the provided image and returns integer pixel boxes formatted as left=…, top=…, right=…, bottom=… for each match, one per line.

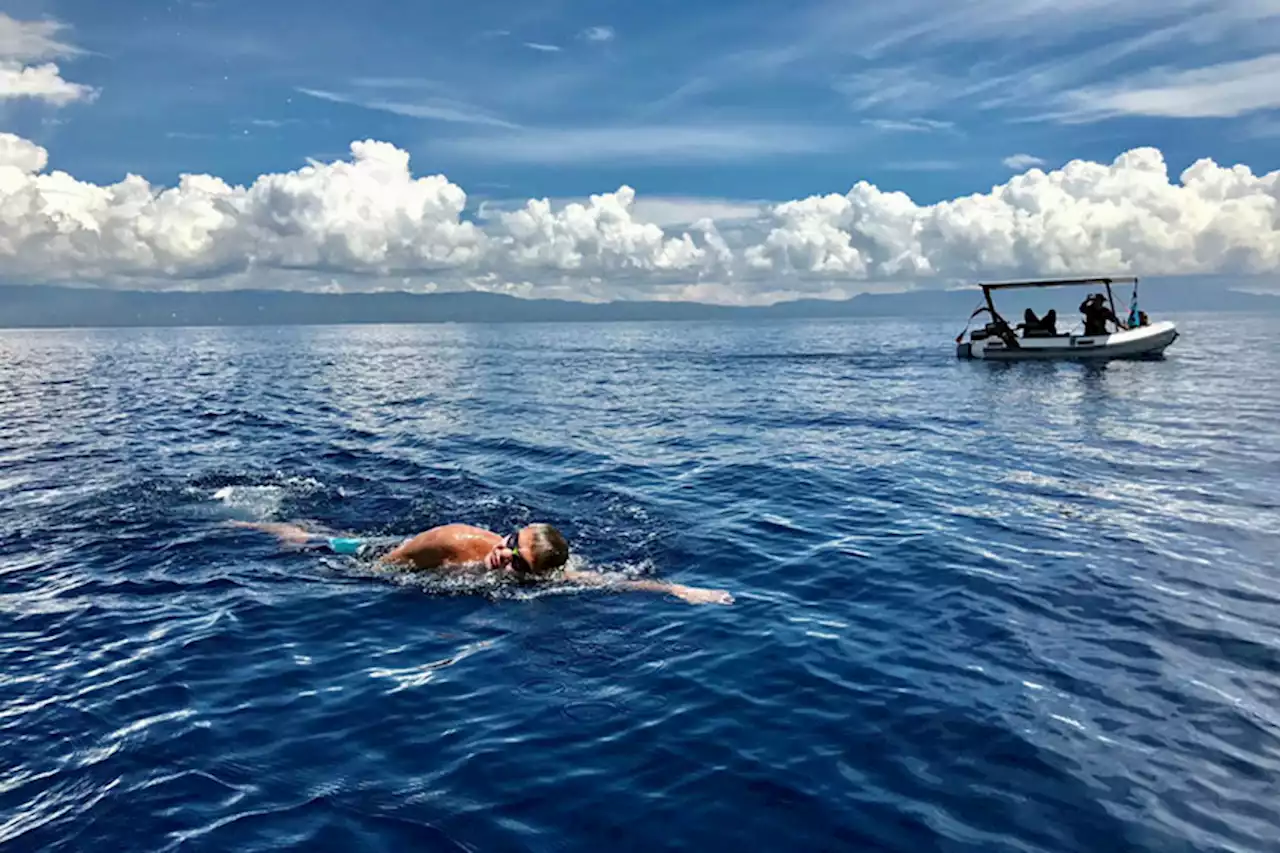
left=229, top=520, right=734, bottom=606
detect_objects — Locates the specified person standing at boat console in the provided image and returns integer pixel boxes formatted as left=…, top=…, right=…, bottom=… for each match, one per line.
left=1079, top=293, right=1124, bottom=336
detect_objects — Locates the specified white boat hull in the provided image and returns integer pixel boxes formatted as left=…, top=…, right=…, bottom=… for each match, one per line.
left=958, top=321, right=1178, bottom=361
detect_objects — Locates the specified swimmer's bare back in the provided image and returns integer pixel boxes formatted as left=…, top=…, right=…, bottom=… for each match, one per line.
left=227, top=520, right=497, bottom=572
left=380, top=524, right=502, bottom=571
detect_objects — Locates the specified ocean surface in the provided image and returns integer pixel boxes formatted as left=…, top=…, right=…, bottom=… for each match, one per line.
left=2, top=315, right=1278, bottom=853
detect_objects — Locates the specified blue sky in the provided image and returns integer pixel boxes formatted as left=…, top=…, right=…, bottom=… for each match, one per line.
left=7, top=0, right=1279, bottom=205
left=2, top=0, right=1279, bottom=302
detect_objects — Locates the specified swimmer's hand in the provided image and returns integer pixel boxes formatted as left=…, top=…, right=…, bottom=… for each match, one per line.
left=670, top=584, right=734, bottom=606
left=562, top=569, right=733, bottom=606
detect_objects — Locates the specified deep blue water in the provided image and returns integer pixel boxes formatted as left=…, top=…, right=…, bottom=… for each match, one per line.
left=2, top=316, right=1279, bottom=853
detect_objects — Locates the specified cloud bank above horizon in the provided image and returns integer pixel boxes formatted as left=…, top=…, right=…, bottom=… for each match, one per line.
left=2, top=132, right=1278, bottom=303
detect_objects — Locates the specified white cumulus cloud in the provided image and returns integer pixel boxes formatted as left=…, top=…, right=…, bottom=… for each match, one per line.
left=745, top=147, right=1280, bottom=282
left=0, top=14, right=94, bottom=106
left=0, top=60, right=95, bottom=105
left=0, top=133, right=48, bottom=172
left=2, top=134, right=1279, bottom=300
left=493, top=186, right=716, bottom=276
left=0, top=135, right=485, bottom=283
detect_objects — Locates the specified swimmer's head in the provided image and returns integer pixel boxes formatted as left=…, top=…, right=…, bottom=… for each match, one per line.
left=491, top=523, right=570, bottom=578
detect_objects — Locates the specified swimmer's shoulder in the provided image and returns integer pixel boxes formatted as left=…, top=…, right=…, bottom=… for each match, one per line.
left=415, top=524, right=500, bottom=551
left=383, top=524, right=497, bottom=568
left=396, top=523, right=490, bottom=546
left=430, top=523, right=497, bottom=539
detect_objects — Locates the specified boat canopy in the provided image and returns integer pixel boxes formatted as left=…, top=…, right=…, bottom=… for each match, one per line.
left=978, top=276, right=1138, bottom=292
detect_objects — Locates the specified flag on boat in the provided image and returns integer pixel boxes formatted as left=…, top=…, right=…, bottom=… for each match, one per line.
left=1126, top=285, right=1140, bottom=328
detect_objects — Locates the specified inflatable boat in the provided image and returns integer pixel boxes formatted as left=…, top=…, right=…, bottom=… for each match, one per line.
left=955, top=276, right=1179, bottom=361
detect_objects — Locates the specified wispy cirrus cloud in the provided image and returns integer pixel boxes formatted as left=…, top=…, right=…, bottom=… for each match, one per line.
left=842, top=0, right=1203, bottom=57
left=296, top=86, right=519, bottom=128
left=0, top=13, right=83, bottom=61
left=1243, top=116, right=1280, bottom=138
left=432, top=123, right=845, bottom=164
left=862, top=117, right=954, bottom=133
left=348, top=76, right=447, bottom=90
left=649, top=0, right=1280, bottom=131
left=834, top=41, right=1280, bottom=127
left=0, top=13, right=95, bottom=106
left=523, top=42, right=562, bottom=53
left=882, top=159, right=963, bottom=171
left=1050, top=54, right=1280, bottom=120
left=806, top=0, right=1280, bottom=69
left=834, top=67, right=963, bottom=114
left=1003, top=153, right=1046, bottom=169
left=581, top=26, right=615, bottom=43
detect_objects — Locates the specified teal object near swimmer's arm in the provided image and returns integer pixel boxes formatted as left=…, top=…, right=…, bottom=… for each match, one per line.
left=327, top=537, right=364, bottom=555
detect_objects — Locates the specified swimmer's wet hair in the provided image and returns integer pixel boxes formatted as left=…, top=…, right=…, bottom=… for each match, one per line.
left=528, top=523, right=570, bottom=573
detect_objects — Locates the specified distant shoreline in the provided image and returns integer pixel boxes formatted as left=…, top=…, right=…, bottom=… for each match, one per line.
left=2, top=281, right=1276, bottom=329
left=0, top=310, right=1266, bottom=333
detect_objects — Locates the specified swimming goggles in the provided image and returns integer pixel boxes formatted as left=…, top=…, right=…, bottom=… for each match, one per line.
left=503, top=531, right=535, bottom=574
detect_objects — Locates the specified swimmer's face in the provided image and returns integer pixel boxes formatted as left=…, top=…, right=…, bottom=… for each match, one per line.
left=485, top=527, right=541, bottom=576
left=485, top=523, right=570, bottom=577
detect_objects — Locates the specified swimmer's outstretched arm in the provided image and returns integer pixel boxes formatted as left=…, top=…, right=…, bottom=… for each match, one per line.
left=561, top=569, right=733, bottom=606
left=227, top=520, right=324, bottom=545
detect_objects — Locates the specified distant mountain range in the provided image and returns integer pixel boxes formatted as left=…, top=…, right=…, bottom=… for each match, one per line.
left=1, top=279, right=1277, bottom=328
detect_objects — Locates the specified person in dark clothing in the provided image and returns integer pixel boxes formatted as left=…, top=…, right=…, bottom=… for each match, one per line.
left=1080, top=293, right=1122, bottom=336
left=1021, top=308, right=1058, bottom=336
left=986, top=314, right=1020, bottom=347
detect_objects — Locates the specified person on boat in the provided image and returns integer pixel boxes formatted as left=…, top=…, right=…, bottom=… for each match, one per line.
left=229, top=520, right=734, bottom=605
left=1020, top=308, right=1058, bottom=336
left=1079, top=293, right=1123, bottom=336
left=977, top=312, right=1021, bottom=347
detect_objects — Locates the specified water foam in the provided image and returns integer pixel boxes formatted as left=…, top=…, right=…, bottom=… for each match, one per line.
left=210, top=475, right=325, bottom=520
